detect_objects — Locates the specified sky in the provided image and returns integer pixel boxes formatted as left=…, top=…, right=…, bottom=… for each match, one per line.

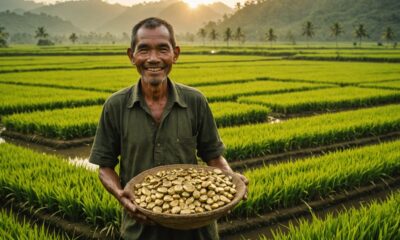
left=31, top=0, right=242, bottom=8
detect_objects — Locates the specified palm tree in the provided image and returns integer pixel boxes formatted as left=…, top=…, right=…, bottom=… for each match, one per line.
left=302, top=21, right=315, bottom=48
left=209, top=29, right=218, bottom=47
left=382, top=27, right=395, bottom=48
left=265, top=28, right=277, bottom=48
left=234, top=27, right=244, bottom=45
left=354, top=24, right=368, bottom=47
left=0, top=26, right=9, bottom=47
left=330, top=22, right=343, bottom=49
left=197, top=28, right=207, bottom=46
left=35, top=26, right=48, bottom=40
left=224, top=28, right=233, bottom=47
left=69, top=33, right=78, bottom=44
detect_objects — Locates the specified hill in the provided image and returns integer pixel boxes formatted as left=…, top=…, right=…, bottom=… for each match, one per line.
left=0, top=0, right=43, bottom=11
left=31, top=0, right=127, bottom=32
left=0, top=11, right=82, bottom=35
left=213, top=0, right=400, bottom=42
left=98, top=0, right=232, bottom=34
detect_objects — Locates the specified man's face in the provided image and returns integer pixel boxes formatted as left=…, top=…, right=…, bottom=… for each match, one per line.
left=127, top=26, right=180, bottom=87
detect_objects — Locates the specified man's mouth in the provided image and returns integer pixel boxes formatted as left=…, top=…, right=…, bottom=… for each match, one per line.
left=146, top=67, right=163, bottom=72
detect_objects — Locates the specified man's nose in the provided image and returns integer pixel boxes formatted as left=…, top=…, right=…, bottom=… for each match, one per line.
left=147, top=50, right=160, bottom=63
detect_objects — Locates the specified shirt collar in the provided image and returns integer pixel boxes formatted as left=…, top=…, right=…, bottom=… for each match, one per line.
left=126, top=78, right=187, bottom=109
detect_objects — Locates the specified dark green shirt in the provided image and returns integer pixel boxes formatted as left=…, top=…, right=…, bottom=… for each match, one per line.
left=89, top=79, right=225, bottom=240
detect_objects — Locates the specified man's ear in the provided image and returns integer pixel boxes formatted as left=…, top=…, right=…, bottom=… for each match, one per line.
left=173, top=46, right=180, bottom=63
left=127, top=48, right=135, bottom=65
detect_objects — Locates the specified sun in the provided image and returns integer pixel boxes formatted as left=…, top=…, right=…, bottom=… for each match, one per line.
left=184, top=0, right=202, bottom=9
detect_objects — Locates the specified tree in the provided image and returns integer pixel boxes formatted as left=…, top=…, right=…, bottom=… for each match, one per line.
left=354, top=24, right=369, bottom=47
left=265, top=28, right=277, bottom=48
left=35, top=26, right=48, bottom=40
left=0, top=26, right=9, bottom=47
left=209, top=29, right=218, bottom=47
left=35, top=26, right=53, bottom=46
left=382, top=27, right=395, bottom=47
left=197, top=28, right=207, bottom=46
left=236, top=2, right=241, bottom=11
left=69, top=33, right=78, bottom=44
left=224, top=28, right=233, bottom=47
left=234, top=27, right=245, bottom=45
left=302, top=21, right=315, bottom=48
left=330, top=22, right=343, bottom=49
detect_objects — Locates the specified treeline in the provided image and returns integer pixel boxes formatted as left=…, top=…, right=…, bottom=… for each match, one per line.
left=0, top=26, right=132, bottom=46
left=195, top=21, right=397, bottom=48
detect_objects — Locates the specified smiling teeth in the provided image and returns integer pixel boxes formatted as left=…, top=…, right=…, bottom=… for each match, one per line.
left=148, top=68, right=162, bottom=72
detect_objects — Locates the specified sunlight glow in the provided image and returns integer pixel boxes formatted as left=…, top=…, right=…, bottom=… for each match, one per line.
left=184, top=0, right=202, bottom=9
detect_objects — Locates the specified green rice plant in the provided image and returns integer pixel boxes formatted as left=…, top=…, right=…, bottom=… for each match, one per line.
left=2, top=102, right=270, bottom=139
left=220, top=104, right=400, bottom=160
left=0, top=55, right=267, bottom=73
left=2, top=60, right=400, bottom=92
left=359, top=80, right=400, bottom=90
left=210, top=102, right=270, bottom=127
left=265, top=192, right=400, bottom=239
left=198, top=81, right=332, bottom=102
left=238, top=87, right=400, bottom=113
left=0, top=83, right=110, bottom=115
left=233, top=140, right=400, bottom=217
left=0, top=143, right=121, bottom=234
left=0, top=209, right=70, bottom=240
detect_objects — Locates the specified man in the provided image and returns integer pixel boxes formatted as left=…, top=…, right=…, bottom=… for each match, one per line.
left=89, top=17, right=248, bottom=240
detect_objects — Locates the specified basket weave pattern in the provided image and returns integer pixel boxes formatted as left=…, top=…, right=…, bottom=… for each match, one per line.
left=124, top=164, right=246, bottom=230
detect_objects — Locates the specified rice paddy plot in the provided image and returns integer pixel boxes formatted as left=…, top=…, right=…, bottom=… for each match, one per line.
left=0, top=143, right=121, bottom=234
left=1, top=60, right=399, bottom=91
left=268, top=191, right=400, bottom=239
left=0, top=83, right=110, bottom=115
left=2, top=102, right=270, bottom=140
left=237, top=87, right=400, bottom=113
left=220, top=104, right=400, bottom=160
left=197, top=81, right=333, bottom=102
left=359, top=80, right=400, bottom=90
left=233, top=140, right=400, bottom=217
left=0, top=55, right=269, bottom=73
left=0, top=209, right=70, bottom=240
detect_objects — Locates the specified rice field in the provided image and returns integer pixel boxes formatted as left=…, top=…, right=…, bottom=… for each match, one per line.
left=0, top=44, right=399, bottom=239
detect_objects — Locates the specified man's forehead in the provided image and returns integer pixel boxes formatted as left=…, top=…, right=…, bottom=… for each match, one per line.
left=136, top=25, right=171, bottom=42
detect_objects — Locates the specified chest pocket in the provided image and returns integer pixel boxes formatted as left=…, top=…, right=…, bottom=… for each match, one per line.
left=163, top=106, right=197, bottom=164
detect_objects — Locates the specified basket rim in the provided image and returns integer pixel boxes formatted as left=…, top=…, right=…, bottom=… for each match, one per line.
left=124, top=164, right=246, bottom=219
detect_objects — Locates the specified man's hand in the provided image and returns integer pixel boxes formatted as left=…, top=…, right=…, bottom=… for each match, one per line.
left=207, top=156, right=249, bottom=201
left=115, top=188, right=155, bottom=225
left=98, top=167, right=155, bottom=225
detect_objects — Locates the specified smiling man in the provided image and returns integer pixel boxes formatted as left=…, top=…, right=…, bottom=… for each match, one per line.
left=89, top=17, right=248, bottom=240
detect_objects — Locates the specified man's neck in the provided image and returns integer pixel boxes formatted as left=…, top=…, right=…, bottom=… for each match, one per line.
left=141, top=79, right=168, bottom=103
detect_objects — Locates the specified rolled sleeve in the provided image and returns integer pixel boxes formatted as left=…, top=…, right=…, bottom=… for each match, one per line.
left=196, top=97, right=225, bottom=162
left=89, top=101, right=120, bottom=168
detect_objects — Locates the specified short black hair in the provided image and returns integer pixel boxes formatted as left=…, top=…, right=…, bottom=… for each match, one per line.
left=130, top=17, right=176, bottom=50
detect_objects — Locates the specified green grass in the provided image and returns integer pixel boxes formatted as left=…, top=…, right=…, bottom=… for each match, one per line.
left=0, top=209, right=69, bottom=240
left=220, top=104, right=400, bottom=160
left=0, top=83, right=110, bottom=115
left=2, top=102, right=270, bottom=139
left=233, top=140, right=400, bottom=217
left=266, top=192, right=400, bottom=239
left=238, top=87, right=400, bottom=113
left=0, top=143, right=120, bottom=235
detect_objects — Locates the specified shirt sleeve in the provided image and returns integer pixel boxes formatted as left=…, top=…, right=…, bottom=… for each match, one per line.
left=89, top=100, right=120, bottom=168
left=196, top=96, right=226, bottom=162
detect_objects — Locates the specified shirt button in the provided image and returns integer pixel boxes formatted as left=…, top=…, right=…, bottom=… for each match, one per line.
left=157, top=143, right=161, bottom=147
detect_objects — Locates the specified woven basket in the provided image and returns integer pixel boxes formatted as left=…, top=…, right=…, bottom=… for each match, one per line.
left=124, top=164, right=246, bottom=230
